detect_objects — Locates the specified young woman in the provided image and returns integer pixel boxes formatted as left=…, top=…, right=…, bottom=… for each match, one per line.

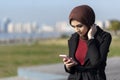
left=62, top=5, right=112, bottom=80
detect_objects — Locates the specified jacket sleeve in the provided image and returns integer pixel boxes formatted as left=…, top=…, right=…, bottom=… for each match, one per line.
left=64, top=65, right=76, bottom=74
left=64, top=33, right=79, bottom=74
left=75, top=33, right=112, bottom=71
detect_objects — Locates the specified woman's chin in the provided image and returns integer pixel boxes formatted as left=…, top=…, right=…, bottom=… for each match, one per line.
left=77, top=33, right=83, bottom=37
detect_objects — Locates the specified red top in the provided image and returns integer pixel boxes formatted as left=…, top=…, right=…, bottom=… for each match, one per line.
left=75, top=39, right=88, bottom=65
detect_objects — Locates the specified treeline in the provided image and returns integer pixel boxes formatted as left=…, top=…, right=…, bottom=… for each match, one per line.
left=109, top=20, right=120, bottom=36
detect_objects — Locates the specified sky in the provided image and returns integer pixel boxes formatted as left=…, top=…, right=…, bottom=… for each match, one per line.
left=0, top=0, right=120, bottom=26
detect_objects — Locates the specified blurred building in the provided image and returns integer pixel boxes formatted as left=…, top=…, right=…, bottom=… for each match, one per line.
left=15, top=23, right=22, bottom=33
left=1, top=17, right=11, bottom=33
left=55, top=21, right=74, bottom=33
left=104, top=20, right=111, bottom=29
left=41, top=24, right=54, bottom=32
left=7, top=22, right=38, bottom=34
left=7, top=23, right=14, bottom=33
left=95, top=20, right=110, bottom=29
left=95, top=21, right=104, bottom=29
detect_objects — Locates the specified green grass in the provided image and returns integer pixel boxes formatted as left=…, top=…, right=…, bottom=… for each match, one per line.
left=0, top=38, right=119, bottom=78
left=108, top=37, right=120, bottom=57
left=0, top=38, right=68, bottom=77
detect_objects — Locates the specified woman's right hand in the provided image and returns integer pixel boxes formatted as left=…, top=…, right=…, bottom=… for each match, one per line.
left=63, top=57, right=77, bottom=70
left=87, top=24, right=97, bottom=40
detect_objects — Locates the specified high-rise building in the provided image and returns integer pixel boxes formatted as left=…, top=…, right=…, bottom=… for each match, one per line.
left=55, top=21, right=74, bottom=33
left=1, top=17, right=11, bottom=33
left=7, top=23, right=14, bottom=33
left=14, top=23, right=22, bottom=33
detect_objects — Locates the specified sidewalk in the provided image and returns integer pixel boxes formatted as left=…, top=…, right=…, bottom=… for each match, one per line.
left=0, top=57, right=120, bottom=80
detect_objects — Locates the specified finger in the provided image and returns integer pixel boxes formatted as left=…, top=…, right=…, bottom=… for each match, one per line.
left=69, top=58, right=78, bottom=64
left=64, top=59, right=74, bottom=65
left=66, top=59, right=72, bottom=63
left=63, top=58, right=68, bottom=62
left=66, top=62, right=76, bottom=67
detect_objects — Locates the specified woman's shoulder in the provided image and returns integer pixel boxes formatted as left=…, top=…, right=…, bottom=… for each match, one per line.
left=68, top=32, right=79, bottom=41
left=70, top=32, right=79, bottom=38
left=96, top=26, right=112, bottom=40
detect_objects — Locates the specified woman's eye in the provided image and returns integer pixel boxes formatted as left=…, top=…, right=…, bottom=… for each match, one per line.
left=71, top=24, right=83, bottom=28
left=77, top=24, right=83, bottom=28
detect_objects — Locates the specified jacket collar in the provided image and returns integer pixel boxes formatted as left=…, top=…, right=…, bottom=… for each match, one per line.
left=68, top=33, right=89, bottom=65
left=68, top=33, right=79, bottom=61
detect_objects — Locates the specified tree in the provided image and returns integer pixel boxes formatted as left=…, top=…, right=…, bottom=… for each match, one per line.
left=109, top=20, right=120, bottom=35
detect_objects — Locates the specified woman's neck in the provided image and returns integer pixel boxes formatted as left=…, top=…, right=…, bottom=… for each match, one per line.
left=80, top=36, right=88, bottom=40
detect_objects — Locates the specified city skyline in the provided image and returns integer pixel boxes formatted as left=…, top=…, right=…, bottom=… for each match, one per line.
left=0, top=17, right=110, bottom=34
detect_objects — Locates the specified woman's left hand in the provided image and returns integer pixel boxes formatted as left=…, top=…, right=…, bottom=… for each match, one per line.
left=63, top=58, right=77, bottom=70
left=88, top=24, right=97, bottom=40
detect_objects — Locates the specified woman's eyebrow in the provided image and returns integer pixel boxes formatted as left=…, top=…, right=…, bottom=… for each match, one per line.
left=76, top=24, right=82, bottom=26
left=76, top=24, right=83, bottom=27
left=71, top=24, right=83, bottom=27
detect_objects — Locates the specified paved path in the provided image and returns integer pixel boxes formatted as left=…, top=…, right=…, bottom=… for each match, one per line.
left=0, top=57, right=120, bottom=80
left=106, top=57, right=120, bottom=80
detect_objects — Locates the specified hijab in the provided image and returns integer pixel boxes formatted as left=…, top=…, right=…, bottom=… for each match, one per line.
left=69, top=5, right=95, bottom=28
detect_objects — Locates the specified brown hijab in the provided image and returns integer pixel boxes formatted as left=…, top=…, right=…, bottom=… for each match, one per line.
left=69, top=5, right=95, bottom=28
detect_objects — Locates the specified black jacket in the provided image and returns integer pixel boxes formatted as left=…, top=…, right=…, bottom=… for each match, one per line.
left=65, top=26, right=112, bottom=80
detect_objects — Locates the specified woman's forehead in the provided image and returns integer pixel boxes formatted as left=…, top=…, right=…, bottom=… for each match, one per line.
left=71, top=20, right=82, bottom=26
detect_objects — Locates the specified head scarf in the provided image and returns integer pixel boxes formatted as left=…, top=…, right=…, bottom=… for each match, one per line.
left=69, top=5, right=95, bottom=27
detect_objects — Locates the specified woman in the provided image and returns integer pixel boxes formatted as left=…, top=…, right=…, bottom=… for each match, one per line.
left=62, top=5, right=112, bottom=80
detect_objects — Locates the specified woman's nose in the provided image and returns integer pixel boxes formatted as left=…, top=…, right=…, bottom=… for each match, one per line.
left=75, top=27, right=80, bottom=31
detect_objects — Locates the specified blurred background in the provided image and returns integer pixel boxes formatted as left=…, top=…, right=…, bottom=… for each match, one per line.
left=0, top=0, right=120, bottom=79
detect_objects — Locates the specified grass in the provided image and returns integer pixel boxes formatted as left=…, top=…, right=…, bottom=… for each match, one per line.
left=0, top=38, right=68, bottom=77
left=108, top=37, right=120, bottom=57
left=0, top=37, right=119, bottom=78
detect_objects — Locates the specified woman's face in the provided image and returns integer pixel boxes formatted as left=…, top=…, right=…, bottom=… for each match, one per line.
left=71, top=20, right=89, bottom=37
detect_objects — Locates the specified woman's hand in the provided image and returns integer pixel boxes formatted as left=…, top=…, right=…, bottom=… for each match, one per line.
left=63, top=57, right=77, bottom=70
left=88, top=24, right=97, bottom=40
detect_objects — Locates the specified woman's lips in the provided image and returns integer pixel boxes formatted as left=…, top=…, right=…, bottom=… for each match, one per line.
left=77, top=31, right=82, bottom=35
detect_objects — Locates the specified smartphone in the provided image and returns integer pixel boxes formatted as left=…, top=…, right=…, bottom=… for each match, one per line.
left=59, top=54, right=68, bottom=59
